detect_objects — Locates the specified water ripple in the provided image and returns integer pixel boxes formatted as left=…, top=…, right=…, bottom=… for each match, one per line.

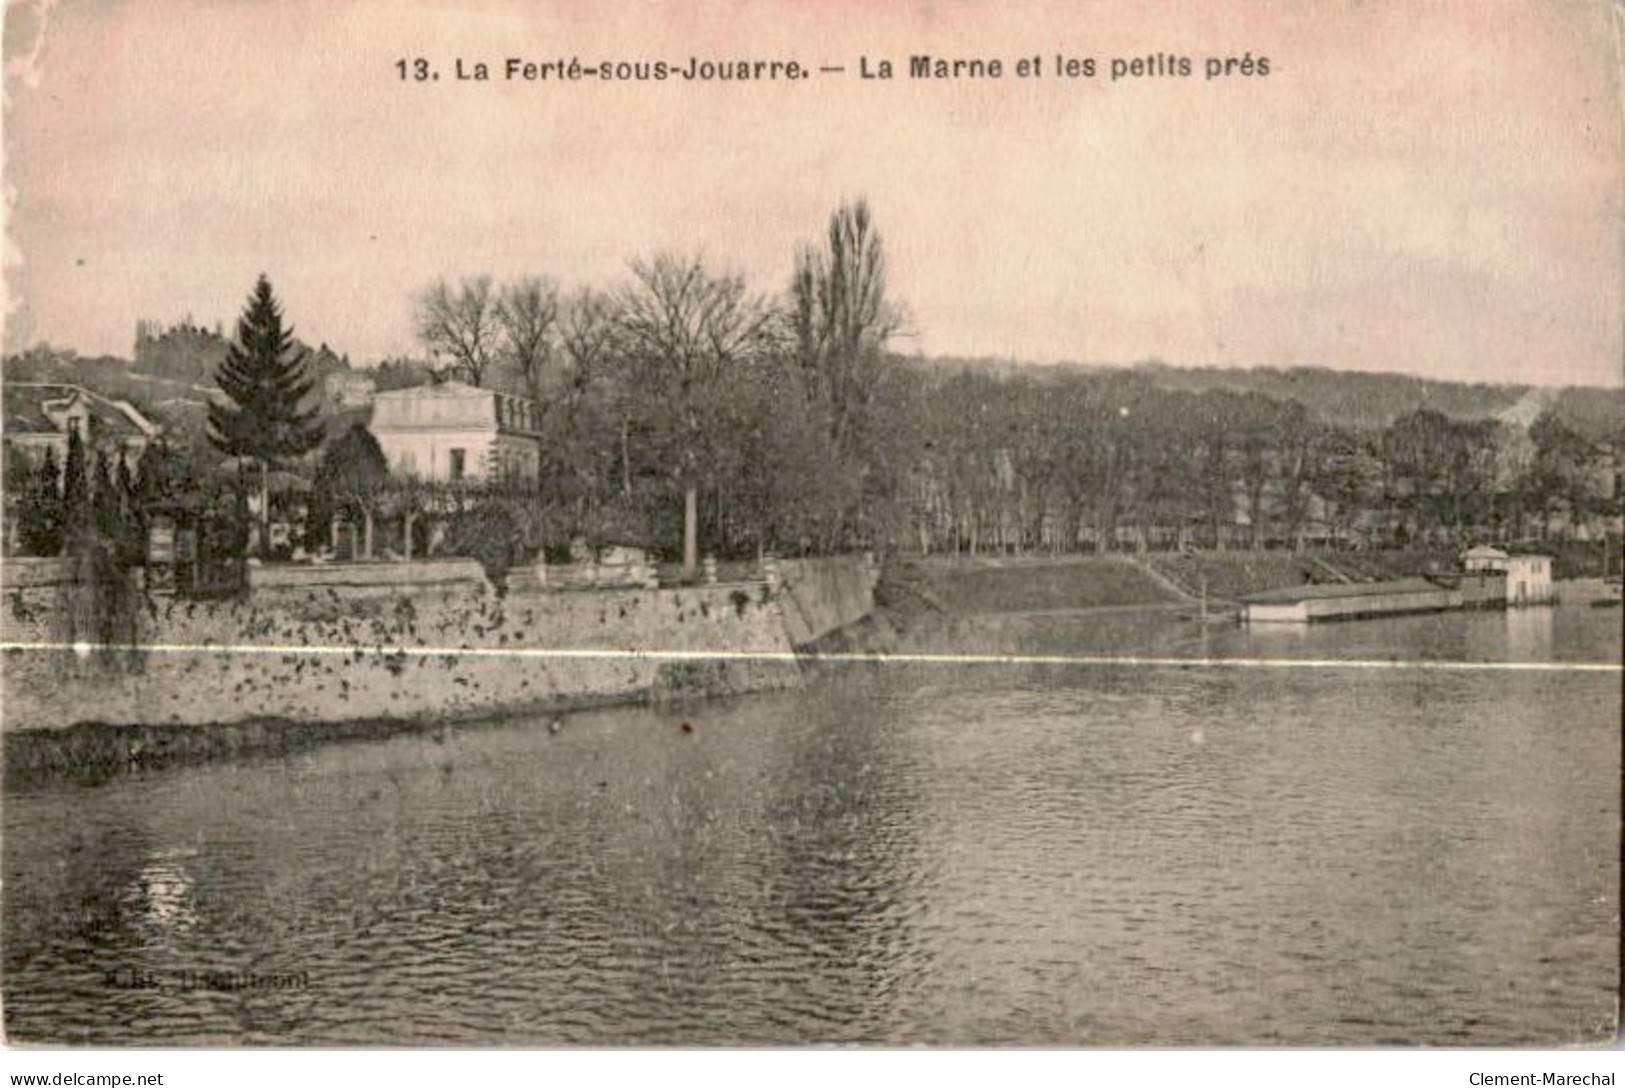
left=4, top=608, right=1620, bottom=1044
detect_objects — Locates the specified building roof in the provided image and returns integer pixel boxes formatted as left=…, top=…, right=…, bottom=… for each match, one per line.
left=369, top=380, right=540, bottom=436
left=372, top=379, right=490, bottom=401
left=1243, top=576, right=1464, bottom=605
left=1464, top=544, right=1552, bottom=561
left=2, top=382, right=161, bottom=439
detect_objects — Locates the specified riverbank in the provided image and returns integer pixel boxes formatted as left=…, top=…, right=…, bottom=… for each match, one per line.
left=837, top=549, right=1597, bottom=656
left=873, top=550, right=1488, bottom=616
left=802, top=555, right=1201, bottom=663
left=882, top=555, right=1185, bottom=612
left=4, top=552, right=1203, bottom=784
left=2, top=548, right=1594, bottom=786
left=1, top=555, right=876, bottom=786
left=1136, top=549, right=1472, bottom=603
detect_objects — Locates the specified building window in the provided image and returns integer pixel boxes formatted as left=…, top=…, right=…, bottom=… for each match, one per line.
left=449, top=448, right=466, bottom=481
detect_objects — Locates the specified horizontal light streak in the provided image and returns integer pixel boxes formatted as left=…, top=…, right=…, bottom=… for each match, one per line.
left=0, top=641, right=1617, bottom=673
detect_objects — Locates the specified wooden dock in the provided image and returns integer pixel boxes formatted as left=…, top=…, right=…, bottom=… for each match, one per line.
left=1241, top=572, right=1507, bottom=624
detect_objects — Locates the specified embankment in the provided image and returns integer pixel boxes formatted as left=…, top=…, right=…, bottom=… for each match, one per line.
left=811, top=555, right=1194, bottom=660
left=902, top=555, right=1186, bottom=614
left=1139, top=549, right=1465, bottom=603
left=776, top=556, right=879, bottom=645
left=830, top=550, right=1529, bottom=658
left=2, top=555, right=875, bottom=783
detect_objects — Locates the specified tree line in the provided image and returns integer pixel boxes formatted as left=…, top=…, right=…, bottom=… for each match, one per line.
left=873, top=374, right=1614, bottom=556
left=402, top=200, right=912, bottom=575
left=7, top=199, right=1618, bottom=578
left=398, top=200, right=1617, bottom=565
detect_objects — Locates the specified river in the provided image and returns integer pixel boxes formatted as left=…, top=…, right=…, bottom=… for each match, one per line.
left=3, top=603, right=1619, bottom=1045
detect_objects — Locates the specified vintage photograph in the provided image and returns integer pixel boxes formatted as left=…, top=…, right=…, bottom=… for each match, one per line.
left=1, top=0, right=1620, bottom=1052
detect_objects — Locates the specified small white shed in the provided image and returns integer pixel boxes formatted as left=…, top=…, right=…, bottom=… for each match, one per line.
left=1461, top=546, right=1553, bottom=605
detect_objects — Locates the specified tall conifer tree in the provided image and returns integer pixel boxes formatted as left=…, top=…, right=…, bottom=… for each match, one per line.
left=207, top=275, right=324, bottom=467
left=208, top=275, right=324, bottom=554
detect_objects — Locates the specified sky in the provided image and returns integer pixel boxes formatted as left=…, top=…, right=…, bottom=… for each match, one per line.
left=2, top=0, right=1621, bottom=387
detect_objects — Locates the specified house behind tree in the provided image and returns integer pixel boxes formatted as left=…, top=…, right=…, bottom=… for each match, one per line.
left=2, top=382, right=161, bottom=472
left=324, top=370, right=377, bottom=411
left=366, top=380, right=540, bottom=483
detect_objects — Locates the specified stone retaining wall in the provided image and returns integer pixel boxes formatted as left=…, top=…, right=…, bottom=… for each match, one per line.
left=0, top=556, right=875, bottom=736
left=775, top=556, right=878, bottom=646
left=246, top=558, right=488, bottom=598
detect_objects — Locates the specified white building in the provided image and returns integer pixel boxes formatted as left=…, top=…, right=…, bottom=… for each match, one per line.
left=367, top=381, right=541, bottom=483
left=1462, top=545, right=1554, bottom=605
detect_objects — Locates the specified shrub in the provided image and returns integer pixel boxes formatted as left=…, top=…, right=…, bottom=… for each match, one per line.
left=443, top=503, right=523, bottom=583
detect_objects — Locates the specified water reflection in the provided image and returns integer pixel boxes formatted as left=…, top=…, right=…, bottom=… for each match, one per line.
left=1504, top=606, right=1554, bottom=661
left=750, top=680, right=930, bottom=1040
left=122, top=848, right=200, bottom=934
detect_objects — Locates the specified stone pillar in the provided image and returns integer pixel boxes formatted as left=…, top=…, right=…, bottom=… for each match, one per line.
left=682, top=486, right=698, bottom=582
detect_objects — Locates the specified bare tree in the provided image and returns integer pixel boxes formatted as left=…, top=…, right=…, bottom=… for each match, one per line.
left=415, top=276, right=499, bottom=386
left=558, top=288, right=632, bottom=499
left=791, top=199, right=906, bottom=453
left=559, top=287, right=620, bottom=380
left=616, top=252, right=777, bottom=579
left=495, top=277, right=559, bottom=404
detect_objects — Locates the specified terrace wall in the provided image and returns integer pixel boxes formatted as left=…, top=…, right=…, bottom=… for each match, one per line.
left=0, top=556, right=875, bottom=736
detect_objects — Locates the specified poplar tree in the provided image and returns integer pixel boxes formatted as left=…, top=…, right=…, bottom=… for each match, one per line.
left=91, top=450, right=141, bottom=566
left=18, top=447, right=64, bottom=556
left=116, top=454, right=136, bottom=509
left=93, top=450, right=119, bottom=538
left=62, top=426, right=90, bottom=539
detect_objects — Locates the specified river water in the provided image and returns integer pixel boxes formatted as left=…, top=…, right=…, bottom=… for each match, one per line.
left=4, top=604, right=1619, bottom=1045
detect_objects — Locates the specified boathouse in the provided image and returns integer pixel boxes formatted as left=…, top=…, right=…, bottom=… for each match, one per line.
left=1242, top=578, right=1451, bottom=624
left=1240, top=571, right=1507, bottom=624
left=1461, top=546, right=1554, bottom=605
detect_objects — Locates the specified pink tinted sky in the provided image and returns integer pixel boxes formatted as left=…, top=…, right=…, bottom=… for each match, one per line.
left=2, top=0, right=1621, bottom=386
